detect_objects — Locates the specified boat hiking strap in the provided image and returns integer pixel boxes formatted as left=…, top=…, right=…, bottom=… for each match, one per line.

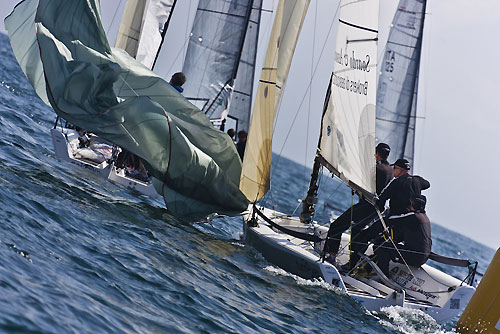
left=253, top=206, right=322, bottom=243
left=428, top=252, right=470, bottom=267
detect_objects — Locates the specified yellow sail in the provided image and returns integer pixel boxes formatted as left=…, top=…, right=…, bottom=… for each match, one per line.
left=239, top=0, right=310, bottom=201
left=457, top=247, right=500, bottom=333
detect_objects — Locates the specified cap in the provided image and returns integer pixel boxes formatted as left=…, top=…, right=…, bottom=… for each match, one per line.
left=391, top=158, right=411, bottom=170
left=376, top=142, right=390, bottom=154
left=411, top=195, right=426, bottom=210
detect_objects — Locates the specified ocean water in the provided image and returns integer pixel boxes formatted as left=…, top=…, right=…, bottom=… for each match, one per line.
left=0, top=32, right=496, bottom=334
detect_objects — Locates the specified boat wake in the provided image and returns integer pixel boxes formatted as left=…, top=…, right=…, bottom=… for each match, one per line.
left=263, top=265, right=342, bottom=293
left=377, top=306, right=453, bottom=334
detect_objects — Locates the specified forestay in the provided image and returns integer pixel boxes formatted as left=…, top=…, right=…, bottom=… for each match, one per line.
left=115, top=0, right=176, bottom=69
left=181, top=0, right=255, bottom=123
left=318, top=0, right=379, bottom=199
left=376, top=0, right=426, bottom=166
left=6, top=0, right=248, bottom=221
left=240, top=0, right=310, bottom=201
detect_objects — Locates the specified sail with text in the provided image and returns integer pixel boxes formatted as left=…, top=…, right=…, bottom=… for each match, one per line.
left=115, top=0, right=176, bottom=70
left=317, top=0, right=379, bottom=200
left=239, top=0, right=311, bottom=201
left=376, top=0, right=426, bottom=167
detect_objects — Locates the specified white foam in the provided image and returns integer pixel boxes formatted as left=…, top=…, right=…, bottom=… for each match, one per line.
left=263, top=265, right=344, bottom=294
left=378, top=306, right=454, bottom=334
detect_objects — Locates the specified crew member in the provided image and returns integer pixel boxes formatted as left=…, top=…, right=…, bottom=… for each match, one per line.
left=373, top=194, right=432, bottom=276
left=169, top=72, right=186, bottom=93
left=322, top=143, right=393, bottom=263
left=346, top=158, right=430, bottom=272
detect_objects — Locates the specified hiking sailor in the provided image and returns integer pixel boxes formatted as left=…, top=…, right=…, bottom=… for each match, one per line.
left=345, top=158, right=431, bottom=272
left=322, top=143, right=393, bottom=263
left=373, top=194, right=432, bottom=276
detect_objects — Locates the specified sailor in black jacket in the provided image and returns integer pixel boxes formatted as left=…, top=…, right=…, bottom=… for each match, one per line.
left=377, top=158, right=430, bottom=216
left=323, top=143, right=393, bottom=262
left=346, top=159, right=430, bottom=271
left=374, top=195, right=432, bottom=276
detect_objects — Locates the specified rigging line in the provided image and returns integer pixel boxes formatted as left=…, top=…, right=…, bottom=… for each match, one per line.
left=304, top=0, right=317, bottom=190
left=272, top=1, right=340, bottom=183
left=374, top=207, right=415, bottom=278
left=106, top=0, right=123, bottom=36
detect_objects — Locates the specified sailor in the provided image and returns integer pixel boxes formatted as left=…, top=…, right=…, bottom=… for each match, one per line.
left=322, top=143, right=393, bottom=263
left=346, top=158, right=431, bottom=272
left=373, top=194, right=432, bottom=276
left=169, top=72, right=186, bottom=93
left=236, top=130, right=247, bottom=160
left=227, top=128, right=236, bottom=141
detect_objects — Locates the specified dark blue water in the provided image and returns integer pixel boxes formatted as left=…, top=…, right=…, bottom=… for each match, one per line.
left=0, top=32, right=495, bottom=334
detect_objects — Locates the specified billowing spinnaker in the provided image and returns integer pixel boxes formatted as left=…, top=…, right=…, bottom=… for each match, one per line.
left=319, top=0, right=379, bottom=198
left=240, top=0, right=310, bottom=201
left=376, top=0, right=426, bottom=167
left=6, top=0, right=248, bottom=220
left=115, top=0, right=175, bottom=69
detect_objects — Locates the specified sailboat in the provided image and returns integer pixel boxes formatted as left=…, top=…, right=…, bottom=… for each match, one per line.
left=241, top=0, right=477, bottom=322
left=5, top=0, right=251, bottom=221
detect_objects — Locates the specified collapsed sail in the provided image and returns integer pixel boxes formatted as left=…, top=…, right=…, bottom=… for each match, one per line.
left=376, top=0, right=426, bottom=166
left=6, top=0, right=248, bottom=220
left=115, top=0, right=175, bottom=69
left=181, top=0, right=254, bottom=123
left=318, top=0, right=379, bottom=198
left=239, top=0, right=310, bottom=201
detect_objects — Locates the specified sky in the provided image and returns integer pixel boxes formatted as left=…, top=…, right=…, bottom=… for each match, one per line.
left=1, top=0, right=499, bottom=250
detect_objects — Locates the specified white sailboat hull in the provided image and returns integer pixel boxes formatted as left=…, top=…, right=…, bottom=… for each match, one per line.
left=243, top=206, right=475, bottom=322
left=51, top=127, right=158, bottom=197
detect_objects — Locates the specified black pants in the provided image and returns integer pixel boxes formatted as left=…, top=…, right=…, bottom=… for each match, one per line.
left=324, top=200, right=378, bottom=255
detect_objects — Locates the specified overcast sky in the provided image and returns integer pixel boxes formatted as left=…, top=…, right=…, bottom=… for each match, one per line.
left=2, top=0, right=499, bottom=250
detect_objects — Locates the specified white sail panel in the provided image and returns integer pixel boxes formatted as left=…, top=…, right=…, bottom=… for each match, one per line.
left=136, top=0, right=175, bottom=69
left=319, top=0, right=379, bottom=196
left=115, top=0, right=175, bottom=69
left=376, top=0, right=426, bottom=167
left=240, top=0, right=310, bottom=201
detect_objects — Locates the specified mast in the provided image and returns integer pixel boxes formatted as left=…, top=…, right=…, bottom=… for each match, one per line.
left=300, top=75, right=332, bottom=223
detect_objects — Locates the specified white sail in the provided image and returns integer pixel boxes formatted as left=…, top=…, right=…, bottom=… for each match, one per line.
left=115, top=0, right=175, bottom=69
left=318, top=0, right=379, bottom=198
left=240, top=0, right=310, bottom=201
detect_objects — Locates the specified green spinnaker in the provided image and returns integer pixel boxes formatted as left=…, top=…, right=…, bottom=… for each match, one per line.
left=5, top=0, right=249, bottom=221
